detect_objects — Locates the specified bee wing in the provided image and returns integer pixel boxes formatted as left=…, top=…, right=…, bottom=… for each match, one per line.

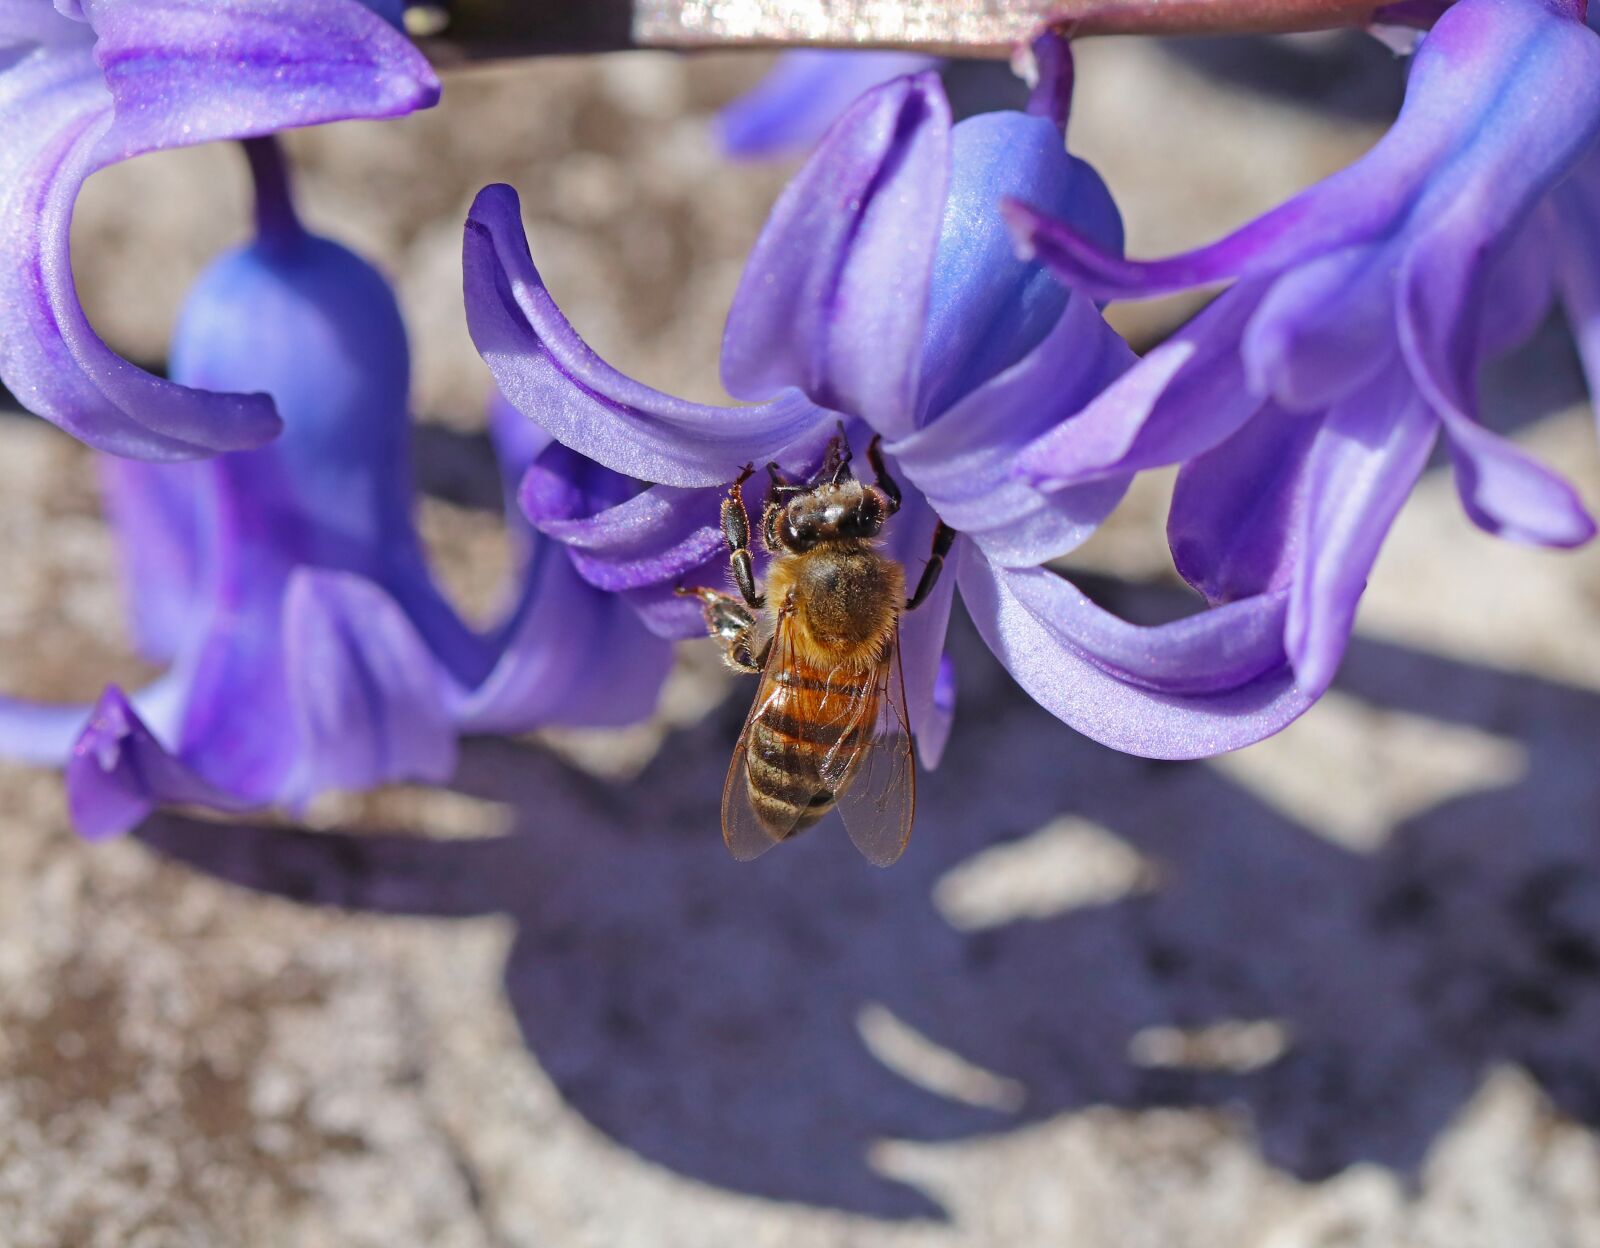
left=720, top=613, right=815, bottom=862
left=826, top=626, right=916, bottom=868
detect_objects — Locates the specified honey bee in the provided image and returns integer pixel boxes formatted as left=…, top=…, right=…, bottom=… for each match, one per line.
left=679, top=429, right=955, bottom=866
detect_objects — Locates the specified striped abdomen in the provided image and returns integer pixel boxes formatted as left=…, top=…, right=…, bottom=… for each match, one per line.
left=745, top=660, right=879, bottom=837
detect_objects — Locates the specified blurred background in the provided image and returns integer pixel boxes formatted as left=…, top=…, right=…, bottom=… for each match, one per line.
left=3, top=30, right=1600, bottom=1247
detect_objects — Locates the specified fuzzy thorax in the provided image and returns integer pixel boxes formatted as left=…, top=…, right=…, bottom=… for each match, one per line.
left=763, top=539, right=903, bottom=672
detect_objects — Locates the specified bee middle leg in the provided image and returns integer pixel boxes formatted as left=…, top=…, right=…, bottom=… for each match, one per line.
left=676, top=587, right=767, bottom=674
left=721, top=465, right=764, bottom=609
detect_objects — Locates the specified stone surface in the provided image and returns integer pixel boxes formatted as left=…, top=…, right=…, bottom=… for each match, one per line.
left=4, top=30, right=1600, bottom=1248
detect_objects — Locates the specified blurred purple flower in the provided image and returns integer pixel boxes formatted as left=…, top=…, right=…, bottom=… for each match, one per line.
left=715, top=50, right=941, bottom=160
left=1006, top=0, right=1600, bottom=697
left=464, top=54, right=1319, bottom=763
left=0, top=140, right=671, bottom=839
left=0, top=0, right=438, bottom=460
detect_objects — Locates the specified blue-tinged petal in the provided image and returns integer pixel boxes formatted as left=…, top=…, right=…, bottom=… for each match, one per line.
left=1168, top=405, right=1319, bottom=606
left=721, top=73, right=951, bottom=440
left=98, top=457, right=208, bottom=661
left=1017, top=283, right=1268, bottom=489
left=715, top=50, right=940, bottom=160
left=892, top=292, right=1133, bottom=567
left=66, top=686, right=256, bottom=841
left=925, top=124, right=1072, bottom=415
left=1284, top=372, right=1437, bottom=697
left=918, top=108, right=1122, bottom=422
left=958, top=552, right=1314, bottom=758
left=0, top=0, right=437, bottom=459
left=170, top=170, right=490, bottom=686
left=281, top=569, right=456, bottom=800
left=464, top=183, right=825, bottom=487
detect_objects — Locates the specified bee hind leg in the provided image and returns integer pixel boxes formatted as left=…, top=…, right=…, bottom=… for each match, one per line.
left=676, top=586, right=766, bottom=674
left=906, top=522, right=957, bottom=611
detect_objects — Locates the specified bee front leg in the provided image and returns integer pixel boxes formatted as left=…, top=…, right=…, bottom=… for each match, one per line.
left=721, top=467, right=765, bottom=610
left=676, top=587, right=765, bottom=674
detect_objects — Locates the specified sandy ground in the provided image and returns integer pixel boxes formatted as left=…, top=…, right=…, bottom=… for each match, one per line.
left=3, top=31, right=1600, bottom=1248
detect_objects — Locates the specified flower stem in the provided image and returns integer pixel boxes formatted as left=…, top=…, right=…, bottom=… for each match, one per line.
left=241, top=136, right=303, bottom=247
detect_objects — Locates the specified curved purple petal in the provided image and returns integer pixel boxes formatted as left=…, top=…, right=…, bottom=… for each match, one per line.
left=715, top=50, right=940, bottom=160
left=464, top=183, right=825, bottom=487
left=531, top=483, right=726, bottom=595
left=958, top=552, right=1314, bottom=759
left=1017, top=283, right=1268, bottom=489
left=66, top=686, right=256, bottom=841
left=1168, top=405, right=1320, bottom=606
left=0, top=0, right=437, bottom=459
left=721, top=72, right=951, bottom=440
left=281, top=569, right=456, bottom=801
left=1005, top=0, right=1600, bottom=305
left=892, top=293, right=1134, bottom=567
left=1285, top=375, right=1438, bottom=697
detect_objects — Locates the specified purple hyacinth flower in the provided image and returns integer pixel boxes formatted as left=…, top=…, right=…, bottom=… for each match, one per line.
left=716, top=50, right=942, bottom=160
left=0, top=0, right=439, bottom=460
left=0, top=140, right=671, bottom=839
left=464, top=50, right=1319, bottom=763
left=1006, top=0, right=1600, bottom=698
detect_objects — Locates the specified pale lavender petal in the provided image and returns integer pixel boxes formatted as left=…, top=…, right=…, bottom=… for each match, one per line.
left=1285, top=375, right=1438, bottom=697
left=66, top=686, right=255, bottom=841
left=958, top=552, right=1314, bottom=758
left=0, top=671, right=190, bottom=769
left=1169, top=405, right=1320, bottom=606
left=280, top=569, right=456, bottom=801
left=1553, top=159, right=1600, bottom=433
left=1017, top=283, right=1267, bottom=489
left=722, top=73, right=951, bottom=440
left=715, top=50, right=939, bottom=159
left=0, top=0, right=438, bottom=459
left=464, top=183, right=825, bottom=487
left=1243, top=245, right=1399, bottom=411
left=457, top=548, right=674, bottom=733
left=882, top=490, right=958, bottom=770
left=1397, top=183, right=1598, bottom=550
left=98, top=457, right=208, bottom=661
left=0, top=697, right=94, bottom=766
left=83, top=0, right=440, bottom=161
left=892, top=293, right=1134, bottom=566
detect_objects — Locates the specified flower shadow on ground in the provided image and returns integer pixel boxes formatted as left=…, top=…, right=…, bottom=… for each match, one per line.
left=133, top=594, right=1600, bottom=1219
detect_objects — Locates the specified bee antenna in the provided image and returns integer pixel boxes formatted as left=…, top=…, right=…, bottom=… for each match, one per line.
left=828, top=421, right=855, bottom=484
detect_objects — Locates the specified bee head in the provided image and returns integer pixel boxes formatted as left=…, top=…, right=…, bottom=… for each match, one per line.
left=779, top=480, right=888, bottom=551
